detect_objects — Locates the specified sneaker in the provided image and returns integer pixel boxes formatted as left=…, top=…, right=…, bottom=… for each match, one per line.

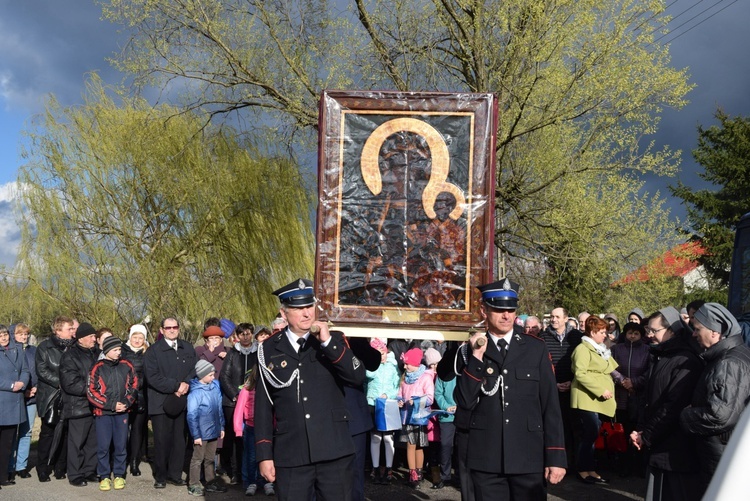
left=408, top=469, right=420, bottom=489
left=205, top=481, right=228, bottom=493
left=385, top=468, right=395, bottom=483
left=113, top=477, right=126, bottom=490
left=99, top=478, right=112, bottom=491
left=245, top=484, right=257, bottom=496
left=188, top=484, right=205, bottom=496
left=264, top=483, right=275, bottom=496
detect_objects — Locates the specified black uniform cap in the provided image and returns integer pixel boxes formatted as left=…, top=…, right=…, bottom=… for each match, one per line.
left=477, top=278, right=520, bottom=310
left=273, top=278, right=316, bottom=308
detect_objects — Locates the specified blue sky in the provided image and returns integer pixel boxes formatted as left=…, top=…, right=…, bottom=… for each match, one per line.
left=1, top=1, right=749, bottom=269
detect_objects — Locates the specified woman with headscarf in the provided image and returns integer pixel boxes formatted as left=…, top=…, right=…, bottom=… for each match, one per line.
left=571, top=315, right=618, bottom=485
left=122, top=324, right=149, bottom=475
left=0, top=324, right=30, bottom=489
left=680, top=303, right=750, bottom=497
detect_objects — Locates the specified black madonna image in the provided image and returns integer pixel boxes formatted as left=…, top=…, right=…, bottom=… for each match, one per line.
left=316, top=91, right=497, bottom=329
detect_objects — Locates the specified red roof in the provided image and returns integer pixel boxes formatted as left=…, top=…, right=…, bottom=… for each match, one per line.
left=615, top=241, right=706, bottom=286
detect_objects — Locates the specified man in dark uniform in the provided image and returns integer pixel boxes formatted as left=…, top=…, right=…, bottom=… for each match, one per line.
left=255, top=278, right=366, bottom=501
left=455, top=278, right=566, bottom=500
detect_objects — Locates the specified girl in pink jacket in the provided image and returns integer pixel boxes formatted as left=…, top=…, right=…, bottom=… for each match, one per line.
left=397, top=347, right=434, bottom=489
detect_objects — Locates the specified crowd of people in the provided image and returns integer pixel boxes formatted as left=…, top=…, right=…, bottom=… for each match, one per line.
left=1, top=280, right=750, bottom=501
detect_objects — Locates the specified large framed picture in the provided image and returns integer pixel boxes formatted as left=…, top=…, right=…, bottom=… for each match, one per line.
left=315, top=91, right=498, bottom=331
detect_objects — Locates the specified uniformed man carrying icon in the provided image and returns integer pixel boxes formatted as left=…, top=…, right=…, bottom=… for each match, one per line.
left=255, top=279, right=366, bottom=500
left=455, top=279, right=567, bottom=500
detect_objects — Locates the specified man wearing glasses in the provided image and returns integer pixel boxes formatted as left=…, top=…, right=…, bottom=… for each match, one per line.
left=144, top=318, right=197, bottom=488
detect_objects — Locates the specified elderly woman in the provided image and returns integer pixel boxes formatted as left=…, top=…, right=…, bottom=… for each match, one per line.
left=0, top=324, right=30, bottom=489
left=9, top=324, right=37, bottom=480
left=571, top=316, right=618, bottom=485
left=680, top=303, right=750, bottom=497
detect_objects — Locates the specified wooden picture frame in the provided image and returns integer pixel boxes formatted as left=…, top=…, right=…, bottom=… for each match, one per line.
left=315, top=90, right=498, bottom=331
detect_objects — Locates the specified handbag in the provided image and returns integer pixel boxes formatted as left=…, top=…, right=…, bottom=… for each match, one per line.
left=43, top=389, right=63, bottom=426
left=374, top=398, right=402, bottom=431
left=595, top=419, right=627, bottom=453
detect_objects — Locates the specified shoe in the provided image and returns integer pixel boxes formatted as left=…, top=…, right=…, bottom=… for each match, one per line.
left=408, top=469, right=420, bottom=489
left=86, top=473, right=99, bottom=482
left=54, top=472, right=67, bottom=480
left=99, top=478, right=112, bottom=491
left=206, top=480, right=228, bottom=493
left=113, top=477, right=126, bottom=490
left=130, top=460, right=141, bottom=476
left=38, top=472, right=51, bottom=482
left=245, top=484, right=257, bottom=496
left=188, top=484, right=205, bottom=496
left=230, top=475, right=240, bottom=485
left=0, top=480, right=15, bottom=486
left=70, top=478, right=87, bottom=487
left=431, top=481, right=445, bottom=490
left=263, top=483, right=275, bottom=496
left=589, top=475, right=609, bottom=484
left=17, top=469, right=32, bottom=479
left=216, top=466, right=227, bottom=476
left=8, top=472, right=15, bottom=482
left=167, top=477, right=186, bottom=486
left=385, top=468, right=395, bottom=483
left=154, top=481, right=166, bottom=489
left=577, top=473, right=596, bottom=484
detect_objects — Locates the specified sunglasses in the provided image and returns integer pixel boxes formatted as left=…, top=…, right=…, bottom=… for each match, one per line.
left=163, top=325, right=179, bottom=330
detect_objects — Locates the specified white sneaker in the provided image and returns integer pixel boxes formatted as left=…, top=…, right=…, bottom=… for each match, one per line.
left=264, top=483, right=275, bottom=496
left=245, top=484, right=257, bottom=496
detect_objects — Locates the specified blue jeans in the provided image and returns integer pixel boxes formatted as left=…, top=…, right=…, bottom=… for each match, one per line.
left=575, top=409, right=601, bottom=472
left=242, top=424, right=258, bottom=487
left=96, top=414, right=129, bottom=477
left=10, top=403, right=36, bottom=473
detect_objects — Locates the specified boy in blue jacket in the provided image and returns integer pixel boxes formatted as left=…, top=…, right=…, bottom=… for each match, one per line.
left=187, top=359, right=227, bottom=496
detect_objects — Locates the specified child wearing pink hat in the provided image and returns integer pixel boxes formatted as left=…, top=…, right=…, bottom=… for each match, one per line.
left=397, top=347, right=434, bottom=488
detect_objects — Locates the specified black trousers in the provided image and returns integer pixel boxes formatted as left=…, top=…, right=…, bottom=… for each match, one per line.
left=439, top=421, right=456, bottom=482
left=36, top=419, right=68, bottom=477
left=151, top=412, right=187, bottom=483
left=0, top=425, right=18, bottom=483
left=351, top=431, right=367, bottom=501
left=128, top=410, right=148, bottom=462
left=472, top=470, right=546, bottom=501
left=455, top=429, right=476, bottom=501
left=275, top=454, right=354, bottom=501
left=219, top=405, right=243, bottom=477
left=66, top=415, right=97, bottom=482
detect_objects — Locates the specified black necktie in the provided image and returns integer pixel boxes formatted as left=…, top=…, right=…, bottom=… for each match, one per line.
left=297, top=337, right=306, bottom=352
left=497, top=339, right=507, bottom=364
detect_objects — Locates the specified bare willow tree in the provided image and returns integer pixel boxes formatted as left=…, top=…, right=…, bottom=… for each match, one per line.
left=101, top=0, right=691, bottom=309
left=15, top=77, right=314, bottom=333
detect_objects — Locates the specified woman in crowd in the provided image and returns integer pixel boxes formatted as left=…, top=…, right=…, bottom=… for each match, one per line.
left=9, top=324, right=37, bottom=480
left=0, top=324, right=30, bottom=489
left=122, top=324, right=149, bottom=476
left=571, top=315, right=618, bottom=485
left=196, top=325, right=228, bottom=378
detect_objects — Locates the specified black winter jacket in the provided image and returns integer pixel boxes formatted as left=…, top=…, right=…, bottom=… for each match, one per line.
left=122, top=344, right=147, bottom=412
left=640, top=334, right=702, bottom=472
left=60, top=343, right=99, bottom=419
left=35, top=335, right=74, bottom=417
left=680, top=334, right=750, bottom=487
left=219, top=345, right=257, bottom=407
left=87, top=358, right=138, bottom=416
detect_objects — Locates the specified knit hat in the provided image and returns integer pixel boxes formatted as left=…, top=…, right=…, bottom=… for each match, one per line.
left=628, top=308, right=645, bottom=321
left=102, top=336, right=122, bottom=355
left=76, top=322, right=96, bottom=339
left=693, top=303, right=741, bottom=339
left=195, top=359, right=215, bottom=379
left=658, top=306, right=687, bottom=336
left=220, top=318, right=236, bottom=338
left=129, top=324, right=147, bottom=338
left=424, top=347, right=442, bottom=366
left=401, top=347, right=423, bottom=367
left=370, top=338, right=387, bottom=354
left=203, top=325, right=224, bottom=339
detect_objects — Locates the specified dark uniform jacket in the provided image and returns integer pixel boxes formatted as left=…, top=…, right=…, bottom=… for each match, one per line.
left=455, top=331, right=567, bottom=474
left=254, top=330, right=366, bottom=467
left=143, top=337, right=197, bottom=415
left=60, top=343, right=99, bottom=419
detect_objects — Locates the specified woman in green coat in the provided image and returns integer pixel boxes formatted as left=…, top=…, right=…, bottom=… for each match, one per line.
left=571, top=316, right=618, bottom=485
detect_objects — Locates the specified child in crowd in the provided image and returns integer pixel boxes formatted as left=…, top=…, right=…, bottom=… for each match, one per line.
left=433, top=364, right=457, bottom=490
left=423, top=348, right=444, bottom=489
left=187, top=360, right=228, bottom=496
left=233, top=366, right=274, bottom=497
left=397, top=347, right=434, bottom=489
left=87, top=336, right=138, bottom=491
left=365, top=338, right=400, bottom=484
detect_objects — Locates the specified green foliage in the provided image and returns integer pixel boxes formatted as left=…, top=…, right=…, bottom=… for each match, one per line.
left=14, top=77, right=314, bottom=334
left=671, top=109, right=750, bottom=285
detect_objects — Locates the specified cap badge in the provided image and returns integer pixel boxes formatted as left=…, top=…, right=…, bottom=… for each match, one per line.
left=298, top=279, right=306, bottom=290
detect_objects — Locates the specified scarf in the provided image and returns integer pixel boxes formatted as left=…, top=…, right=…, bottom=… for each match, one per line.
left=582, top=335, right=611, bottom=360
left=404, top=364, right=426, bottom=384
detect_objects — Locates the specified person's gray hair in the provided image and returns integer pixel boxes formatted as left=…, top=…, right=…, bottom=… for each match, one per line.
left=525, top=316, right=541, bottom=326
